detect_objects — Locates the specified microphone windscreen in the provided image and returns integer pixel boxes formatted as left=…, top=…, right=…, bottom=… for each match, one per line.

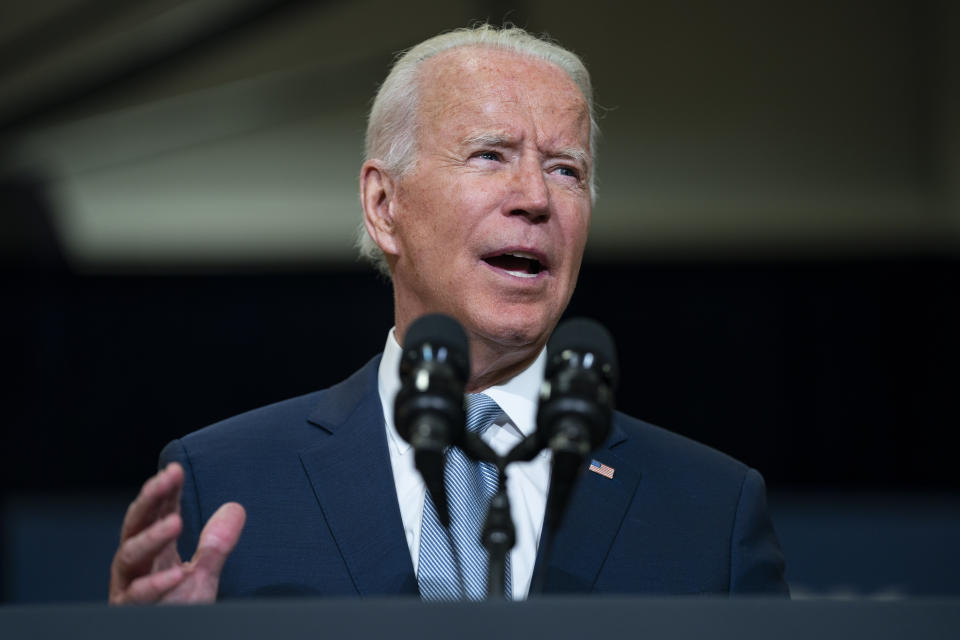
left=404, top=313, right=468, bottom=352
left=546, top=318, right=619, bottom=390
left=402, top=313, right=470, bottom=380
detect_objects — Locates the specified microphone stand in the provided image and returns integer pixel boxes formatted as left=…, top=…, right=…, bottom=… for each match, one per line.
left=481, top=468, right=514, bottom=599
left=460, top=432, right=530, bottom=600
left=462, top=430, right=549, bottom=600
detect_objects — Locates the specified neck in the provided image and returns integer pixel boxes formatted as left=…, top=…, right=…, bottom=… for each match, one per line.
left=464, top=335, right=543, bottom=393
left=393, top=313, right=544, bottom=393
left=392, top=294, right=549, bottom=392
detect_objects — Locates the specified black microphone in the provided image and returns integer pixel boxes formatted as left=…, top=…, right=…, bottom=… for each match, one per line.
left=394, top=313, right=470, bottom=529
left=537, top=317, right=618, bottom=533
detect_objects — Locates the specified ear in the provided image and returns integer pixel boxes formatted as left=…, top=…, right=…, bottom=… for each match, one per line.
left=360, top=160, right=400, bottom=258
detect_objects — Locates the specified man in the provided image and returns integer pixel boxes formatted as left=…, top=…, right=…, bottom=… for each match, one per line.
left=109, top=25, right=788, bottom=604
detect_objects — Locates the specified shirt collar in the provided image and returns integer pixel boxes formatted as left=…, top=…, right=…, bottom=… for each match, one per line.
left=379, top=328, right=545, bottom=455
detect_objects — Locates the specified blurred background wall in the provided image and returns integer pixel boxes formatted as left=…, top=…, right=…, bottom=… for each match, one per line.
left=2, top=0, right=958, bottom=602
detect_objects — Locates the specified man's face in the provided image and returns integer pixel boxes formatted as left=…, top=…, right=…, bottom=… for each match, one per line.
left=387, top=47, right=592, bottom=357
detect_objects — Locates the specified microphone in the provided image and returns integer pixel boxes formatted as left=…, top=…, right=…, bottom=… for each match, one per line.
left=394, top=313, right=470, bottom=528
left=537, top=317, right=618, bottom=533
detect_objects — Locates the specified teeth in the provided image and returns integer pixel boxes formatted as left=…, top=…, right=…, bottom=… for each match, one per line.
left=483, top=251, right=544, bottom=278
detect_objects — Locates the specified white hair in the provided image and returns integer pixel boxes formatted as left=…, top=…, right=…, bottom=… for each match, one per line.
left=357, top=24, right=600, bottom=277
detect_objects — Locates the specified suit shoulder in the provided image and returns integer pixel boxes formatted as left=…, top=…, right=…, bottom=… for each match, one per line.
left=612, top=411, right=752, bottom=485
left=181, top=389, right=324, bottom=446
left=175, top=355, right=381, bottom=456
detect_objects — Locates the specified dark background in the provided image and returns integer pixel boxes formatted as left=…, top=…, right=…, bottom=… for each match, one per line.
left=4, top=257, right=958, bottom=494
left=2, top=0, right=959, bottom=603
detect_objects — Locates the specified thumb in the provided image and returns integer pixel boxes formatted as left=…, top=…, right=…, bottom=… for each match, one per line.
left=192, top=502, right=246, bottom=578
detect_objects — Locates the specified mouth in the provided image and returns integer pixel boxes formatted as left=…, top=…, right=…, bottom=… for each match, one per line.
left=481, top=250, right=547, bottom=279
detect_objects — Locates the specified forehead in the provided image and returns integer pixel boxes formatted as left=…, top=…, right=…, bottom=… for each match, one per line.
left=416, top=47, right=590, bottom=148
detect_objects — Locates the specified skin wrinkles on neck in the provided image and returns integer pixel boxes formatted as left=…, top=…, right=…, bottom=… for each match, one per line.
left=464, top=331, right=547, bottom=393
left=393, top=314, right=548, bottom=392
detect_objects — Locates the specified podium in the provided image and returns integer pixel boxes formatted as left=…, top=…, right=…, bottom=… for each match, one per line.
left=2, top=597, right=958, bottom=640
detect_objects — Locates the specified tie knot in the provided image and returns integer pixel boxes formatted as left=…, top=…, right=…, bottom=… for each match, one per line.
left=465, top=393, right=502, bottom=434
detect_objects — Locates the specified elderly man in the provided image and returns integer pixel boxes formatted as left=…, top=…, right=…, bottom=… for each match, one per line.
left=109, top=25, right=787, bottom=604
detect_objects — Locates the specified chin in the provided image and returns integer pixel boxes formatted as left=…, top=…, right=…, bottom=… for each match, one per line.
left=471, top=306, right=556, bottom=351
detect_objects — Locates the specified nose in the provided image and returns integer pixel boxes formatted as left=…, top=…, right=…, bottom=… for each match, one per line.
left=507, top=157, right=550, bottom=221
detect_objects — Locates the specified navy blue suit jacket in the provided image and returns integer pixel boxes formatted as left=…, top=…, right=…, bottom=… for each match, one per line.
left=160, top=356, right=788, bottom=598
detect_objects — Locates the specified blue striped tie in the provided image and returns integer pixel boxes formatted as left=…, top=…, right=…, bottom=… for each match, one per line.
left=417, top=393, right=512, bottom=600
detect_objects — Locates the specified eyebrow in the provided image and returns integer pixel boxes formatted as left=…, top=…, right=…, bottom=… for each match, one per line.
left=551, top=147, right=590, bottom=169
left=461, top=132, right=516, bottom=148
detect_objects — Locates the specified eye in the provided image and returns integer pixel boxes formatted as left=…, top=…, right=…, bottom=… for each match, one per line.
left=554, top=165, right=581, bottom=180
left=475, top=150, right=502, bottom=162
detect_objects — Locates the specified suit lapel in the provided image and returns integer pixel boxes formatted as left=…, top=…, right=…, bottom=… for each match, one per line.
left=533, top=419, right=642, bottom=593
left=296, top=358, right=642, bottom=597
left=298, top=358, right=418, bottom=596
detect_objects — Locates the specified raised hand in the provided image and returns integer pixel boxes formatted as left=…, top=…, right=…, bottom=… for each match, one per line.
left=109, top=462, right=246, bottom=604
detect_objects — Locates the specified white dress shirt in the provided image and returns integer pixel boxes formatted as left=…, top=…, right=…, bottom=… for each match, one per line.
left=377, top=329, right=552, bottom=600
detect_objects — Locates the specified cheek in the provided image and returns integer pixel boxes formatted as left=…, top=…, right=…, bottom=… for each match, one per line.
left=562, top=210, right=591, bottom=257
left=427, top=183, right=492, bottom=250
left=395, top=185, right=443, bottom=253
left=407, top=178, right=472, bottom=230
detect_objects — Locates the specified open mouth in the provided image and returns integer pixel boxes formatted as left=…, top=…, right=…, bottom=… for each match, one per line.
left=482, top=251, right=545, bottom=278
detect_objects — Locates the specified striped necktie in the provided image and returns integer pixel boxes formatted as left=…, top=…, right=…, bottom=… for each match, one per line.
left=417, top=393, right=512, bottom=600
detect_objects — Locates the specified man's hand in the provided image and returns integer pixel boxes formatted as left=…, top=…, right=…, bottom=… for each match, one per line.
left=109, top=462, right=246, bottom=604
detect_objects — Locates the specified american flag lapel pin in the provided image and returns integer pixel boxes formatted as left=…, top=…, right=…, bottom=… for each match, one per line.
left=588, top=459, right=615, bottom=480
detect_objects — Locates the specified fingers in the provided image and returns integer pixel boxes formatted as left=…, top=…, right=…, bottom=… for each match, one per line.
left=121, top=463, right=184, bottom=542
left=114, top=511, right=182, bottom=576
left=191, top=502, right=246, bottom=578
left=110, top=464, right=186, bottom=604
left=113, top=565, right=186, bottom=605
left=110, top=485, right=243, bottom=605
left=110, top=512, right=183, bottom=605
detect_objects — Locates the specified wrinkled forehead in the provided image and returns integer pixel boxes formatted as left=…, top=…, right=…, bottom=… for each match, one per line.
left=415, top=47, right=591, bottom=146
